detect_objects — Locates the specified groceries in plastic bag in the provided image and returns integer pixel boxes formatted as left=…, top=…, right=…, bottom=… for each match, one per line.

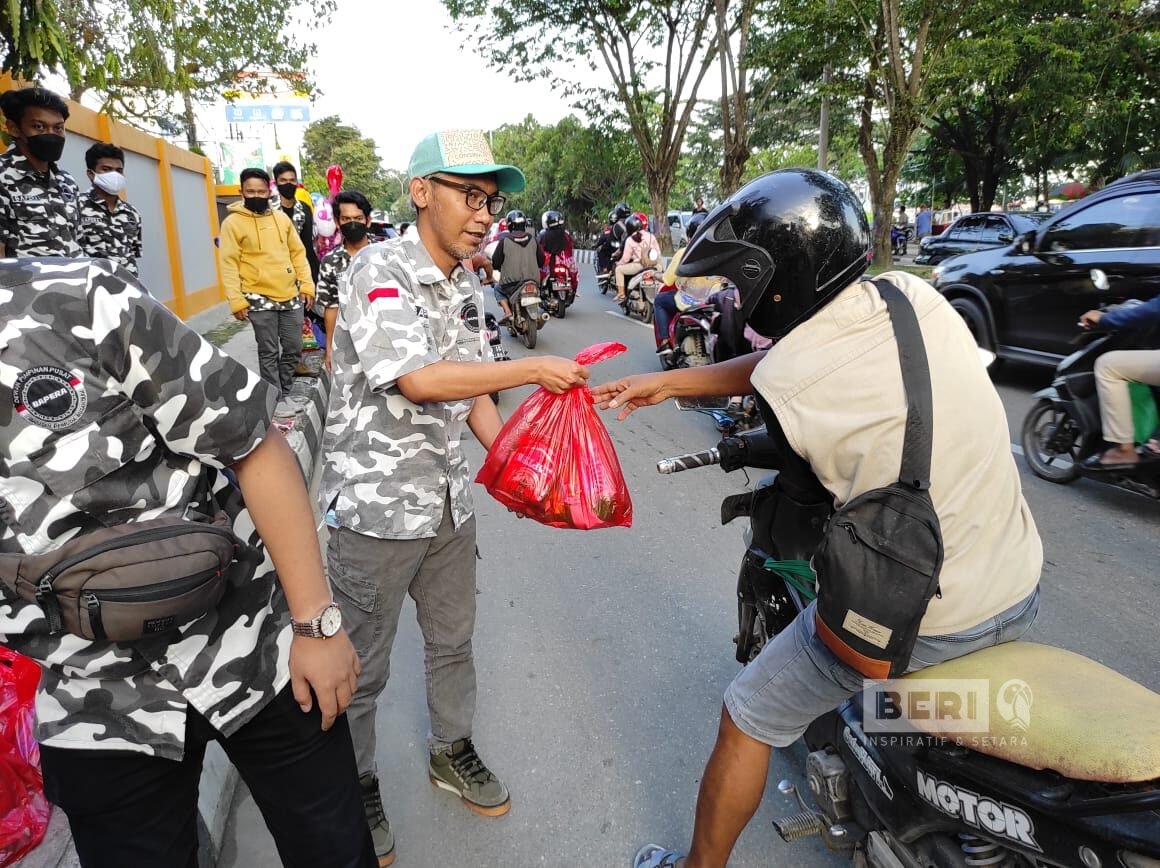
left=475, top=342, right=632, bottom=529
left=0, top=648, right=49, bottom=866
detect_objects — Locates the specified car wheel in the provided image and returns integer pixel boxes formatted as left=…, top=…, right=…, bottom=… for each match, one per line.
left=949, top=296, right=998, bottom=358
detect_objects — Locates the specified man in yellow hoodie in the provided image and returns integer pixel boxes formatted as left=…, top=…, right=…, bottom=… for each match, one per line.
left=220, top=167, right=316, bottom=398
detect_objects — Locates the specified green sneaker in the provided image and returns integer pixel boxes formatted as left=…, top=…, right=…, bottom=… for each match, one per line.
left=428, top=738, right=511, bottom=816
left=359, top=773, right=396, bottom=867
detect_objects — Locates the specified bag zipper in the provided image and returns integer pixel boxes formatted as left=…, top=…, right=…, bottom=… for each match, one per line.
left=83, top=567, right=222, bottom=641
left=36, top=523, right=234, bottom=633
left=834, top=519, right=942, bottom=599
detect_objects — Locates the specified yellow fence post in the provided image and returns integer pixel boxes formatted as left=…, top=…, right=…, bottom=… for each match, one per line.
left=204, top=156, right=225, bottom=305
left=155, top=139, right=188, bottom=320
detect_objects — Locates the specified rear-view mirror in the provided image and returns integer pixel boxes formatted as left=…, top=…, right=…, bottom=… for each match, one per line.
left=675, top=395, right=732, bottom=411
left=1016, top=230, right=1035, bottom=253
left=1090, top=269, right=1110, bottom=291
left=997, top=231, right=1013, bottom=243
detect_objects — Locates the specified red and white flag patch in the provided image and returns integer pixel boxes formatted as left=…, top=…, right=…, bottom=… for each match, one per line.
left=368, top=283, right=403, bottom=308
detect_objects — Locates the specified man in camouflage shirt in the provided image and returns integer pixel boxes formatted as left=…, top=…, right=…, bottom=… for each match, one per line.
left=0, top=258, right=373, bottom=867
left=273, top=160, right=321, bottom=283
left=320, top=129, right=589, bottom=866
left=0, top=86, right=81, bottom=258
left=316, top=189, right=375, bottom=370
left=77, top=142, right=143, bottom=275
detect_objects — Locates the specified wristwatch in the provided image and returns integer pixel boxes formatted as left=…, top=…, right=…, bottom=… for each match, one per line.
left=291, top=602, right=343, bottom=638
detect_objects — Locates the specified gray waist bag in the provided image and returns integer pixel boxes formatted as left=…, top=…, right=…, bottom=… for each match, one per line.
left=0, top=513, right=241, bottom=642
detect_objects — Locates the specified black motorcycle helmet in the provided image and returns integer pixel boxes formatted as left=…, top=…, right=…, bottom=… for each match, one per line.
left=543, top=210, right=564, bottom=230
left=677, top=169, right=870, bottom=339
left=613, top=202, right=631, bottom=221
left=507, top=209, right=528, bottom=232
left=607, top=209, right=618, bottom=225
left=624, top=214, right=644, bottom=236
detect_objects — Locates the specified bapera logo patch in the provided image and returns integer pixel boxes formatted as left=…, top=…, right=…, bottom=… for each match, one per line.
left=13, top=366, right=88, bottom=431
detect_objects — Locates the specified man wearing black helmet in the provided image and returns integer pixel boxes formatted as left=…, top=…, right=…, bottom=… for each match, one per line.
left=594, top=169, right=1042, bottom=868
left=490, top=209, right=544, bottom=325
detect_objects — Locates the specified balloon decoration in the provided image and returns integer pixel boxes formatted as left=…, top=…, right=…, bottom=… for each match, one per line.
left=315, top=164, right=344, bottom=259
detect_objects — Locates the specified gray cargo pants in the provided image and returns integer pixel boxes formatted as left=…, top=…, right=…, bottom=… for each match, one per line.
left=249, top=307, right=302, bottom=398
left=327, top=499, right=478, bottom=777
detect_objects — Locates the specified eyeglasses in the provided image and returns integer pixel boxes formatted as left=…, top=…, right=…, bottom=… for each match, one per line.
left=425, top=175, right=506, bottom=216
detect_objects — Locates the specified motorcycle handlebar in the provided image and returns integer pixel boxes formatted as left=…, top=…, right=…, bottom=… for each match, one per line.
left=657, top=448, right=721, bottom=474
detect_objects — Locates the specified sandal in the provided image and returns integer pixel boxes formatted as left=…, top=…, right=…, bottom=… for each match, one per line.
left=1138, top=439, right=1160, bottom=461
left=1081, top=447, right=1138, bottom=471
left=633, top=844, right=685, bottom=868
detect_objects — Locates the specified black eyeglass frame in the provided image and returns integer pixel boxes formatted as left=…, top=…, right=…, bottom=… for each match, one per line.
left=425, top=175, right=507, bottom=216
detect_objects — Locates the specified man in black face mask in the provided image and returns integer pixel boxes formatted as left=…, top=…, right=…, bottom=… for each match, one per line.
left=315, top=190, right=374, bottom=370
left=0, top=86, right=82, bottom=258
left=272, top=161, right=321, bottom=284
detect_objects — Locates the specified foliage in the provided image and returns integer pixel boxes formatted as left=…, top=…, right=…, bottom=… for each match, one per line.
left=300, top=116, right=394, bottom=211
left=442, top=0, right=728, bottom=250
left=3, top=0, right=331, bottom=145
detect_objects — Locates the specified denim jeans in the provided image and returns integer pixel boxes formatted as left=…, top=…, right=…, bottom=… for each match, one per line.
left=723, top=588, right=1041, bottom=747
left=654, top=289, right=678, bottom=347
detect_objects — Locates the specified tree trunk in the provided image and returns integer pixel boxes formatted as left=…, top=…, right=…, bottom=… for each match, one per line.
left=182, top=89, right=199, bottom=150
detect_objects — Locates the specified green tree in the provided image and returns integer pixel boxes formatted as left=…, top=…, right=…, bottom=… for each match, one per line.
left=1, top=0, right=76, bottom=82
left=442, top=0, right=724, bottom=251
left=300, top=116, right=393, bottom=210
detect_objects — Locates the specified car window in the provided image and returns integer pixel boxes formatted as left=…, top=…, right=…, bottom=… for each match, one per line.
left=976, top=216, right=1006, bottom=244
left=949, top=216, right=983, bottom=241
left=1042, top=192, right=1160, bottom=251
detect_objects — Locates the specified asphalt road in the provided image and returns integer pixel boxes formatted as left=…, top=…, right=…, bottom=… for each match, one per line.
left=219, top=265, right=1159, bottom=868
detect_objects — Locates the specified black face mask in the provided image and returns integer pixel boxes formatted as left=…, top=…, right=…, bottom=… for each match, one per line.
left=277, top=182, right=298, bottom=200
left=24, top=133, right=65, bottom=163
left=243, top=196, right=270, bottom=214
left=339, top=221, right=369, bottom=244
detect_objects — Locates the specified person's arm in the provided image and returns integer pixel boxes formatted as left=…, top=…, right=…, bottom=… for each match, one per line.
left=662, top=247, right=685, bottom=288
left=218, top=217, right=248, bottom=318
left=491, top=239, right=506, bottom=271
left=398, top=356, right=589, bottom=404
left=131, top=208, right=143, bottom=265
left=301, top=206, right=320, bottom=279
left=1097, top=295, right=1160, bottom=331
left=591, top=350, right=769, bottom=420
left=324, top=306, right=338, bottom=370
left=467, top=394, right=503, bottom=451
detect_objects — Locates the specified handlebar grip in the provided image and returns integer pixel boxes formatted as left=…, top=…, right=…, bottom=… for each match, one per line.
left=657, top=448, right=721, bottom=474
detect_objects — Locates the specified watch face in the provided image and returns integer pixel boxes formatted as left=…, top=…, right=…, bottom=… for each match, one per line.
left=320, top=604, right=342, bottom=637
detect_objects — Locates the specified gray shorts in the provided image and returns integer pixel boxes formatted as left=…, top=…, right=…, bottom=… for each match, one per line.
left=723, top=589, right=1040, bottom=747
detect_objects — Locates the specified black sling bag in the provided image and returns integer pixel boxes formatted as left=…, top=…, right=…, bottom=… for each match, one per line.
left=812, top=280, right=945, bottom=679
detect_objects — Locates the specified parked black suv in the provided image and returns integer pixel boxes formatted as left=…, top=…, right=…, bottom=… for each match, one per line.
left=914, top=211, right=1051, bottom=265
left=931, top=170, right=1160, bottom=367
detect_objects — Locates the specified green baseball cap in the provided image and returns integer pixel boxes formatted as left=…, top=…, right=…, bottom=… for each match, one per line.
left=407, top=130, right=526, bottom=193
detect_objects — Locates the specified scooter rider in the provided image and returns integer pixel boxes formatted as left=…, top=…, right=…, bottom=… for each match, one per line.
left=595, top=210, right=621, bottom=278
left=490, top=209, right=544, bottom=325
left=1079, top=294, right=1160, bottom=468
left=614, top=214, right=660, bottom=304
left=538, top=210, right=579, bottom=297
left=592, top=168, right=1043, bottom=868
left=654, top=212, right=710, bottom=358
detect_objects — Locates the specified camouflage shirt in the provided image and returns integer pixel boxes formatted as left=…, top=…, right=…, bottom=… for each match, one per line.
left=243, top=291, right=301, bottom=313
left=77, top=189, right=143, bottom=275
left=0, top=258, right=290, bottom=759
left=319, top=236, right=489, bottom=539
left=0, top=144, right=82, bottom=258
left=314, top=244, right=353, bottom=314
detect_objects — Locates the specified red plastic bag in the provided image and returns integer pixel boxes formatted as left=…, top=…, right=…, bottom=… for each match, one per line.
left=475, top=342, right=632, bottom=529
left=0, top=648, right=50, bottom=867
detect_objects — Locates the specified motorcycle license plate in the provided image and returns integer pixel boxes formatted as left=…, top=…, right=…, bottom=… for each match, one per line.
left=520, top=295, right=540, bottom=307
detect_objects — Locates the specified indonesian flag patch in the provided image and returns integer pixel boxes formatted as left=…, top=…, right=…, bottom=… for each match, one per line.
left=368, top=283, right=403, bottom=308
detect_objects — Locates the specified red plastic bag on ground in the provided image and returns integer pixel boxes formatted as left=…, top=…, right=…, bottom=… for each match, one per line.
left=475, top=342, right=632, bottom=529
left=0, top=648, right=49, bottom=867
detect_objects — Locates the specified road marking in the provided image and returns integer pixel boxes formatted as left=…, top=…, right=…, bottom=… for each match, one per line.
left=604, top=310, right=654, bottom=330
left=1011, top=443, right=1024, bottom=456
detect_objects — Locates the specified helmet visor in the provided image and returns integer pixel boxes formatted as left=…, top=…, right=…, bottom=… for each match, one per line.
left=676, top=203, right=775, bottom=326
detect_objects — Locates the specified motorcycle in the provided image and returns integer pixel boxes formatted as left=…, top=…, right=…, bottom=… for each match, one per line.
left=543, top=258, right=576, bottom=319
left=483, top=311, right=510, bottom=404
left=619, top=268, right=661, bottom=323
left=1020, top=273, right=1160, bottom=499
left=657, top=418, right=1160, bottom=868
left=499, top=279, right=549, bottom=350
left=890, top=223, right=911, bottom=256
left=662, top=285, right=719, bottom=371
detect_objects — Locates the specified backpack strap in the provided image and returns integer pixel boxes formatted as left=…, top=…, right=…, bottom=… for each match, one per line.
left=872, top=280, right=934, bottom=491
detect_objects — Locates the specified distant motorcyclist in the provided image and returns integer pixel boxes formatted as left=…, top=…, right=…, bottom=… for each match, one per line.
left=1078, top=295, right=1160, bottom=468
left=595, top=210, right=621, bottom=278
left=490, top=209, right=544, bottom=325
left=614, top=213, right=660, bottom=304
left=653, top=212, right=715, bottom=358
left=538, top=210, right=578, bottom=296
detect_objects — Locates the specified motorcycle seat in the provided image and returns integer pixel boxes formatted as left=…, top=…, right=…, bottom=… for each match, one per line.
left=899, top=642, right=1160, bottom=783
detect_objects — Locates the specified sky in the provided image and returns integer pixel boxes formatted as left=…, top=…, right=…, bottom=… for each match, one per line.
left=307, top=0, right=587, bottom=171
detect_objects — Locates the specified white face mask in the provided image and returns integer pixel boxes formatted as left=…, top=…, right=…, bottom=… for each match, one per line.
left=92, top=171, right=126, bottom=196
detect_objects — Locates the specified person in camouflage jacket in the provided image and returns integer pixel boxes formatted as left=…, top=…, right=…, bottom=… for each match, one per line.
left=0, top=258, right=373, bottom=867
left=320, top=129, right=589, bottom=866
left=77, top=142, right=143, bottom=275
left=0, top=86, right=81, bottom=259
